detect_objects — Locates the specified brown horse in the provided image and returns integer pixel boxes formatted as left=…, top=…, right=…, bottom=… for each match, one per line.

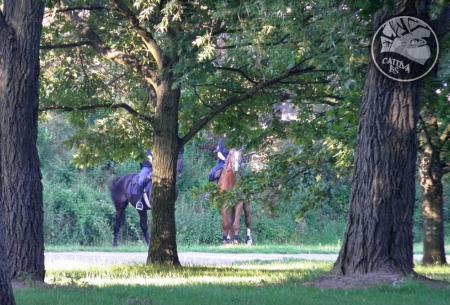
left=218, top=148, right=252, bottom=245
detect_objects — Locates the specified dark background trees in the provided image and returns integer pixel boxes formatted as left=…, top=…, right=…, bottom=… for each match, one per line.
left=418, top=67, right=450, bottom=265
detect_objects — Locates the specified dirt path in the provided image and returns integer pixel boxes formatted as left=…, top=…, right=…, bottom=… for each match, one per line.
left=45, top=252, right=428, bottom=266
left=45, top=252, right=340, bottom=266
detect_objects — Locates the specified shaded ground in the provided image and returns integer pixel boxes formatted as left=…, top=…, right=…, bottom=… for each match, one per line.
left=12, top=252, right=450, bottom=290
left=13, top=272, right=449, bottom=291
left=12, top=279, right=53, bottom=291
left=304, top=271, right=450, bottom=289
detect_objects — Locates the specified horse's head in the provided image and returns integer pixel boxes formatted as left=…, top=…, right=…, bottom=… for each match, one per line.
left=227, top=149, right=243, bottom=173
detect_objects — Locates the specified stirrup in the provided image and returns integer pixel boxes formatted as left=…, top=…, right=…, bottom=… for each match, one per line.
left=136, top=201, right=144, bottom=211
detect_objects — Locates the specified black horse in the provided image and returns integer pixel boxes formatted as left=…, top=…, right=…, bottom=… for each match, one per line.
left=109, top=149, right=184, bottom=247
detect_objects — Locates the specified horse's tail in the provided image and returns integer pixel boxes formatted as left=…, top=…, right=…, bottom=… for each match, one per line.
left=109, top=175, right=127, bottom=227
left=109, top=176, right=121, bottom=193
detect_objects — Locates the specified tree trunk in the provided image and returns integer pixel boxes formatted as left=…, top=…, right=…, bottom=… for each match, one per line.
left=0, top=218, right=15, bottom=304
left=148, top=74, right=181, bottom=265
left=418, top=116, right=447, bottom=265
left=0, top=188, right=16, bottom=305
left=333, top=2, right=430, bottom=276
left=0, top=0, right=46, bottom=281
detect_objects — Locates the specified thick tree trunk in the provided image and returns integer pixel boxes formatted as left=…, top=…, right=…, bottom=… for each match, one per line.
left=0, top=219, right=15, bottom=304
left=333, top=2, right=430, bottom=276
left=418, top=119, right=447, bottom=265
left=0, top=0, right=46, bottom=282
left=0, top=22, right=16, bottom=305
left=148, top=75, right=181, bottom=265
left=0, top=183, right=14, bottom=305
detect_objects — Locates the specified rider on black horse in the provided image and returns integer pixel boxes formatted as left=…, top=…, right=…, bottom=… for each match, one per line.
left=136, top=149, right=153, bottom=210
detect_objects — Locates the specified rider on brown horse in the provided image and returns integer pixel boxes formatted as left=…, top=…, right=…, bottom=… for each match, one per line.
left=208, top=139, right=229, bottom=182
left=216, top=147, right=252, bottom=246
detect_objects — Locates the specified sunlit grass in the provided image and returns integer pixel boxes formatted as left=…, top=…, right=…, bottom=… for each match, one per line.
left=15, top=259, right=450, bottom=305
left=45, top=260, right=332, bottom=287
left=415, top=263, right=450, bottom=282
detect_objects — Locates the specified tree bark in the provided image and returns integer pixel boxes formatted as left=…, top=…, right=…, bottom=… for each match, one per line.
left=148, top=73, right=181, bottom=265
left=418, top=113, right=447, bottom=265
left=0, top=0, right=46, bottom=282
left=333, top=1, right=430, bottom=276
left=0, top=169, right=16, bottom=305
left=0, top=215, right=15, bottom=305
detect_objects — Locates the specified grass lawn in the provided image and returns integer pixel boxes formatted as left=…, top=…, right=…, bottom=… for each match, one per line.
left=13, top=251, right=450, bottom=305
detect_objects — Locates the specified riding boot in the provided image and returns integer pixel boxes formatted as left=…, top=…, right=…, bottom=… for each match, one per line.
left=136, top=185, right=144, bottom=210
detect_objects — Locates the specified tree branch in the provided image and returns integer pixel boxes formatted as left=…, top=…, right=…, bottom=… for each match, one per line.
left=46, top=6, right=113, bottom=14
left=40, top=41, right=91, bottom=50
left=61, top=9, right=156, bottom=87
left=216, top=66, right=258, bottom=84
left=39, top=103, right=154, bottom=125
left=418, top=114, right=440, bottom=151
left=441, top=165, right=450, bottom=175
left=429, top=5, right=450, bottom=40
left=180, top=64, right=316, bottom=145
left=215, top=34, right=290, bottom=50
left=192, top=86, right=213, bottom=109
left=0, top=9, right=6, bottom=29
left=439, top=122, right=450, bottom=144
left=111, top=0, right=165, bottom=70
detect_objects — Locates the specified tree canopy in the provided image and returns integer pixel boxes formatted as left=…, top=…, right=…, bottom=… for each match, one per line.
left=39, top=0, right=364, bottom=162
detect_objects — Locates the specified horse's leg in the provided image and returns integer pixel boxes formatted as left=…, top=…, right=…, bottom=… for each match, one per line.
left=137, top=209, right=150, bottom=245
left=232, top=202, right=244, bottom=244
left=221, top=208, right=232, bottom=245
left=229, top=206, right=236, bottom=243
left=113, top=203, right=127, bottom=247
left=243, top=201, right=252, bottom=245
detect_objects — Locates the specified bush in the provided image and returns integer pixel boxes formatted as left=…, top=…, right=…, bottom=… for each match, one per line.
left=37, top=120, right=354, bottom=247
left=41, top=141, right=349, bottom=246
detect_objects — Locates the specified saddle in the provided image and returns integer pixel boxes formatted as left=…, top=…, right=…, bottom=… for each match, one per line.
left=212, top=166, right=224, bottom=182
left=127, top=172, right=152, bottom=198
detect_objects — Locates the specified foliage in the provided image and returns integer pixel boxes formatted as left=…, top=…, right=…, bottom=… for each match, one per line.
left=198, top=139, right=352, bottom=224
left=38, top=0, right=367, bottom=162
left=38, top=115, right=350, bottom=246
left=38, top=113, right=450, bottom=247
left=39, top=117, right=143, bottom=246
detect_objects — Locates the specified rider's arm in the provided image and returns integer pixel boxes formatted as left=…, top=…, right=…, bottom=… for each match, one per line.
left=217, top=152, right=226, bottom=161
